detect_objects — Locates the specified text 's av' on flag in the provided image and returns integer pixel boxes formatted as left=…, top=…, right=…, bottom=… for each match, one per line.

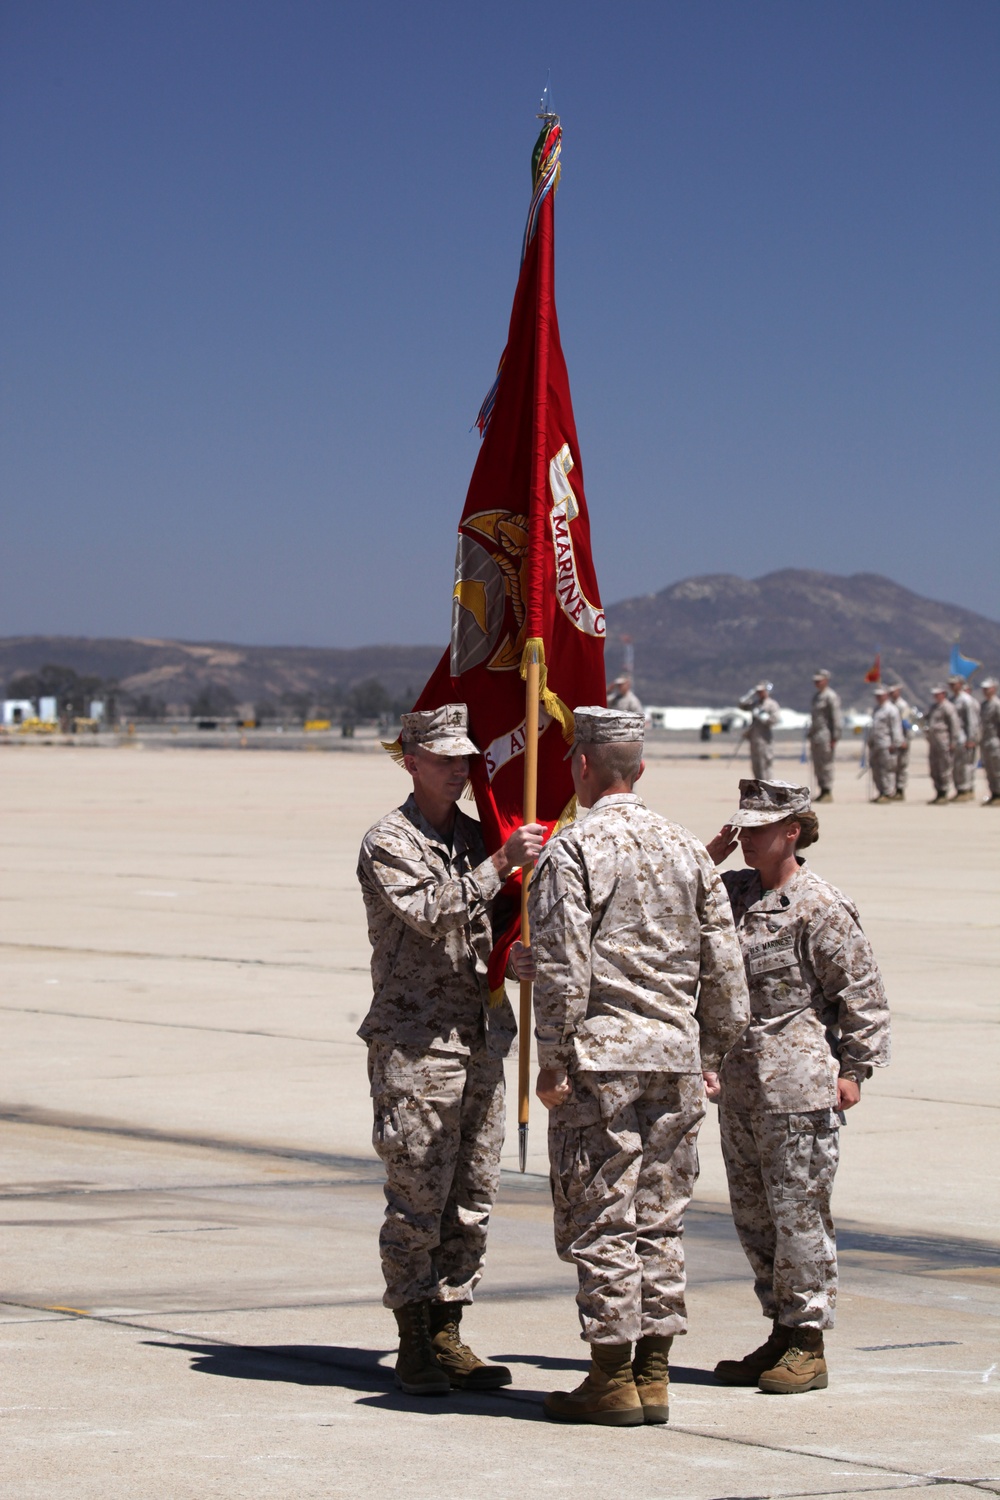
left=389, top=117, right=607, bottom=995
left=949, top=644, right=980, bottom=679
left=863, top=654, right=881, bottom=684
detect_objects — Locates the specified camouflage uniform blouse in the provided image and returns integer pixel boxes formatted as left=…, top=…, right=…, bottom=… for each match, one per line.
left=357, top=794, right=516, bottom=1058
left=527, top=793, right=749, bottom=1074
left=720, top=861, right=890, bottom=1111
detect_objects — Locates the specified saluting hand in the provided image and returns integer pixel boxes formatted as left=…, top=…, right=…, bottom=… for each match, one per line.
left=705, top=825, right=738, bottom=866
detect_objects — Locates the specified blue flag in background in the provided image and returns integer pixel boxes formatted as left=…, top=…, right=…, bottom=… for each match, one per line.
left=950, top=644, right=980, bottom=678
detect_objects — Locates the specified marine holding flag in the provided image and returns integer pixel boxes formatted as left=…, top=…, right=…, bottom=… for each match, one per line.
left=357, top=116, right=606, bottom=1399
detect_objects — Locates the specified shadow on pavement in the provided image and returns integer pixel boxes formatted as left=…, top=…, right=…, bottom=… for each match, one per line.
left=494, top=1353, right=719, bottom=1386
left=145, top=1340, right=548, bottom=1419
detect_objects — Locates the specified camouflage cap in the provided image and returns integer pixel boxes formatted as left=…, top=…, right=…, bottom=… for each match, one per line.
left=873, top=684, right=890, bottom=696
left=727, top=778, right=811, bottom=828
left=755, top=681, right=773, bottom=693
left=567, top=704, right=644, bottom=756
left=399, top=704, right=479, bottom=757
left=931, top=683, right=949, bottom=694
left=982, top=677, right=998, bottom=690
left=947, top=675, right=965, bottom=687
left=813, top=669, right=831, bottom=680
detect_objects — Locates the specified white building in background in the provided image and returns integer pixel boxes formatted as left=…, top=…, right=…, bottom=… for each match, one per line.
left=2, top=699, right=36, bottom=726
left=90, top=700, right=105, bottom=721
left=645, top=705, right=810, bottom=733
left=38, top=697, right=58, bottom=723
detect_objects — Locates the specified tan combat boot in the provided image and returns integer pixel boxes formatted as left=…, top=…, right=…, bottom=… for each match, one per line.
left=543, top=1342, right=644, bottom=1426
left=428, top=1302, right=511, bottom=1390
left=714, top=1321, right=791, bottom=1385
left=758, top=1327, right=828, bottom=1393
left=392, top=1301, right=451, bottom=1396
left=633, top=1334, right=671, bottom=1424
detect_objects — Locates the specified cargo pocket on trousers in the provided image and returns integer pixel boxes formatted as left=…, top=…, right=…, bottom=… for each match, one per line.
left=372, top=1096, right=408, bottom=1161
left=548, top=1087, right=603, bottom=1247
left=775, top=1111, right=839, bottom=1202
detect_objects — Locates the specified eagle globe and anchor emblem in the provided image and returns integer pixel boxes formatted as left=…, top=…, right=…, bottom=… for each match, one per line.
left=450, top=443, right=605, bottom=680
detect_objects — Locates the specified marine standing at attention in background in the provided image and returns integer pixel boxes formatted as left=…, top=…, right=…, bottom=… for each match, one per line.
left=980, top=678, right=1000, bottom=805
left=888, top=685, right=912, bottom=800
left=357, top=705, right=542, bottom=1396
left=705, top=780, right=890, bottom=1394
left=949, top=676, right=981, bottom=803
left=868, top=686, right=903, bottom=804
left=926, top=685, right=962, bottom=804
left=526, top=707, right=749, bottom=1427
left=606, top=674, right=643, bottom=716
left=740, top=683, right=782, bottom=780
left=808, top=671, right=841, bottom=803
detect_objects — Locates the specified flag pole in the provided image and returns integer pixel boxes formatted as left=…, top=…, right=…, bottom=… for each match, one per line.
left=518, top=665, right=540, bottom=1173
left=518, top=114, right=558, bottom=1173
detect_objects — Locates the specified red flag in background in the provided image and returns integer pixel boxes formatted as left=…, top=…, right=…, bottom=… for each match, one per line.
left=863, top=654, right=881, bottom=683
left=401, top=118, right=606, bottom=991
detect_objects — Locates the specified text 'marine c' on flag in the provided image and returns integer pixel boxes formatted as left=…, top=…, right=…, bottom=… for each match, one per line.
left=397, top=117, right=607, bottom=992
left=863, top=654, right=881, bottom=684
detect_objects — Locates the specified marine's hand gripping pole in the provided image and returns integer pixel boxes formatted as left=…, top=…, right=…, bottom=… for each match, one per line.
left=517, top=655, right=541, bottom=1173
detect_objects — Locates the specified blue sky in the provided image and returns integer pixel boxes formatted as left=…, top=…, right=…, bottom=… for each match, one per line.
left=2, top=0, right=997, bottom=646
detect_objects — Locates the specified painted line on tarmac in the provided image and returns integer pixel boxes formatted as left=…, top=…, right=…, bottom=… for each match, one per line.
left=0, top=940, right=359, bottom=973
left=0, top=1001, right=362, bottom=1047
left=669, top=1424, right=1000, bottom=1492
left=0, top=1106, right=386, bottom=1178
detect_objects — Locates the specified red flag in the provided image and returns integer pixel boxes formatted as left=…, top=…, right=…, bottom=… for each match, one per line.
left=863, top=654, right=881, bottom=684
left=399, top=118, right=606, bottom=991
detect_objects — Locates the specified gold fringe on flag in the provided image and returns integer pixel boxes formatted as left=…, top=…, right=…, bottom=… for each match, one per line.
left=381, top=736, right=405, bottom=763
left=520, top=638, right=574, bottom=742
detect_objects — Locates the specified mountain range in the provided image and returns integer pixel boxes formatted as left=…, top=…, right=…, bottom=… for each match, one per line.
left=1, top=570, right=996, bottom=715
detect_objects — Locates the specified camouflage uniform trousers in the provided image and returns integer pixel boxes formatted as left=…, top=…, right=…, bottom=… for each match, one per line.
left=750, top=740, right=774, bottom=781
left=983, top=737, right=1000, bottom=798
left=719, top=1095, right=840, bottom=1330
left=368, top=1040, right=505, bottom=1309
left=869, top=745, right=897, bottom=798
left=928, top=740, right=954, bottom=798
left=952, top=744, right=976, bottom=795
left=549, top=1070, right=706, bottom=1345
left=810, top=732, right=836, bottom=793
left=896, top=739, right=910, bottom=792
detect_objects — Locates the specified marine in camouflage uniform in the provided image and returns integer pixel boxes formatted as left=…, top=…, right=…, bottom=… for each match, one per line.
left=949, top=676, right=982, bottom=801
left=868, top=688, right=903, bottom=803
left=740, top=684, right=782, bottom=780
left=888, top=686, right=912, bottom=799
left=528, top=707, right=749, bottom=1425
left=607, top=675, right=644, bottom=716
left=980, top=679, right=1000, bottom=804
left=358, top=704, right=542, bottom=1395
left=705, top=780, right=890, bottom=1394
left=926, top=686, right=961, bottom=803
left=808, top=671, right=841, bottom=803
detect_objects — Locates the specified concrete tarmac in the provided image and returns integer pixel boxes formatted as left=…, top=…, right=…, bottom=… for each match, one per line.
left=1, top=741, right=998, bottom=1498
